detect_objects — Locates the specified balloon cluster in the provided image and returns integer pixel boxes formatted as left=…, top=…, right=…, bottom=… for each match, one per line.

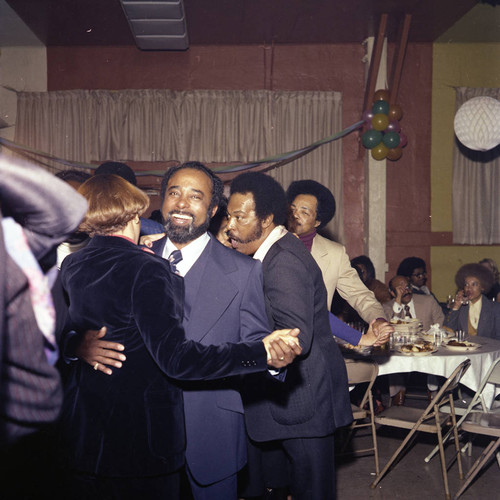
left=361, top=89, right=407, bottom=161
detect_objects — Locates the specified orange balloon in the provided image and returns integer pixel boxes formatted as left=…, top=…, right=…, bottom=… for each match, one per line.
left=371, top=143, right=388, bottom=161
left=374, top=89, right=390, bottom=102
left=386, top=146, right=403, bottom=161
left=388, top=104, right=403, bottom=121
left=371, top=113, right=389, bottom=131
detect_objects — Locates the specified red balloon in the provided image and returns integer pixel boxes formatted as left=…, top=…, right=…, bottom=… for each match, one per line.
left=386, top=146, right=403, bottom=161
left=371, top=143, right=388, bottom=161
left=388, top=104, right=403, bottom=121
left=371, top=113, right=389, bottom=131
left=374, top=89, right=390, bottom=102
left=399, top=132, right=408, bottom=148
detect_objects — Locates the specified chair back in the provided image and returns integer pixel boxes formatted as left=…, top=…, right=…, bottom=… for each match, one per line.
left=422, top=359, right=471, bottom=415
left=345, top=359, right=379, bottom=385
left=345, top=359, right=378, bottom=409
left=467, top=356, right=500, bottom=413
left=486, top=357, right=500, bottom=386
left=452, top=358, right=500, bottom=499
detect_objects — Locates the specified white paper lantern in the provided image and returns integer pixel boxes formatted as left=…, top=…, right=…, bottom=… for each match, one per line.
left=454, top=96, right=500, bottom=151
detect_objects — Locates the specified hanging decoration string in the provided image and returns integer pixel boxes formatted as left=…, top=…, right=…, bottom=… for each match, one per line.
left=0, top=120, right=363, bottom=177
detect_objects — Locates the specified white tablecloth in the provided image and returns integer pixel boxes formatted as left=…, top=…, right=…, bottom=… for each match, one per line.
left=371, top=336, right=500, bottom=408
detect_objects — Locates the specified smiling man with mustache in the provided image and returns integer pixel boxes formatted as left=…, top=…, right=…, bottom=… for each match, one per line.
left=162, top=180, right=212, bottom=244
left=147, top=162, right=299, bottom=499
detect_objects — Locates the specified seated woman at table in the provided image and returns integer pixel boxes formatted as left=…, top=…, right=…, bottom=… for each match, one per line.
left=58, top=174, right=301, bottom=499
left=444, top=263, right=500, bottom=339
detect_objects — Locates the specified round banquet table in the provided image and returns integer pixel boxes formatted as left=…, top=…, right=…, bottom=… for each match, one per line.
left=363, top=336, right=500, bottom=408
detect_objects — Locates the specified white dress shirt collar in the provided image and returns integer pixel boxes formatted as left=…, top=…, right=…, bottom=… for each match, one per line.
left=253, top=226, right=288, bottom=262
left=162, top=232, right=210, bottom=277
left=392, top=297, right=416, bottom=319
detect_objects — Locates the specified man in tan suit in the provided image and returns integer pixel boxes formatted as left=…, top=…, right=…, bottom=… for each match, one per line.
left=286, top=180, right=385, bottom=324
left=383, top=275, right=444, bottom=331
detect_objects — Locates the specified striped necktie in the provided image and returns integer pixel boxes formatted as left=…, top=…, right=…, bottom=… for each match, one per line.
left=168, top=249, right=183, bottom=275
left=404, top=305, right=412, bottom=318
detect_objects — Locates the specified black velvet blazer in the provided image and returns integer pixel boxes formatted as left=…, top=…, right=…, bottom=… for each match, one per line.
left=60, top=235, right=268, bottom=477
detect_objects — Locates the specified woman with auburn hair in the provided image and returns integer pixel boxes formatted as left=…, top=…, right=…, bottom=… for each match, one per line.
left=59, top=174, right=300, bottom=499
left=444, top=263, right=500, bottom=339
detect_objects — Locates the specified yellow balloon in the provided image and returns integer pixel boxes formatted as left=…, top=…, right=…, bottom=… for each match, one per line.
left=371, top=143, right=388, bottom=161
left=371, top=113, right=389, bottom=131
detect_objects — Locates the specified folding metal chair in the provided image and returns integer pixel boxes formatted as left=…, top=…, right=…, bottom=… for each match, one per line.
left=425, top=356, right=500, bottom=464
left=452, top=357, right=500, bottom=499
left=339, top=359, right=380, bottom=474
left=370, top=359, right=471, bottom=500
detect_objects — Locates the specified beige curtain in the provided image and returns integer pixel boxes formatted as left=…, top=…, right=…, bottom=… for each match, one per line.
left=268, top=91, right=343, bottom=241
left=452, top=88, right=500, bottom=244
left=15, top=88, right=343, bottom=240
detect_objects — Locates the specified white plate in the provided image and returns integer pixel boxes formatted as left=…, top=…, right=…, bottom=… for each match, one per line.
left=397, top=345, right=438, bottom=356
left=443, top=341, right=481, bottom=352
left=390, top=318, right=420, bottom=325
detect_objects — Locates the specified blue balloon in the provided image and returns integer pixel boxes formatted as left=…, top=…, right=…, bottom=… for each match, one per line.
left=382, top=131, right=401, bottom=149
left=372, top=100, right=390, bottom=115
left=362, top=129, right=383, bottom=149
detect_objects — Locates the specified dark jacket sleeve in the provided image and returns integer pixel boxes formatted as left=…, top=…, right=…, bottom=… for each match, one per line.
left=443, top=308, right=462, bottom=332
left=0, top=156, right=87, bottom=260
left=132, top=259, right=270, bottom=380
left=263, top=248, right=315, bottom=354
left=0, top=250, right=62, bottom=445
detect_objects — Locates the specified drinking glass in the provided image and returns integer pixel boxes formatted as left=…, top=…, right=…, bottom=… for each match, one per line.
left=432, top=329, right=442, bottom=347
left=446, top=295, right=455, bottom=309
left=394, top=333, right=408, bottom=347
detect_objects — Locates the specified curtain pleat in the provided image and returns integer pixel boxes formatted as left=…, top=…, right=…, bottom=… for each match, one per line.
left=14, top=88, right=343, bottom=240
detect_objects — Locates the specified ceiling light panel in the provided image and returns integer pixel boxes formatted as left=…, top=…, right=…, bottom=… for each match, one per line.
left=120, top=0, right=189, bottom=50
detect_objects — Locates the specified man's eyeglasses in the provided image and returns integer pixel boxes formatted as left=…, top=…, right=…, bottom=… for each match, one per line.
left=411, top=272, right=427, bottom=278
